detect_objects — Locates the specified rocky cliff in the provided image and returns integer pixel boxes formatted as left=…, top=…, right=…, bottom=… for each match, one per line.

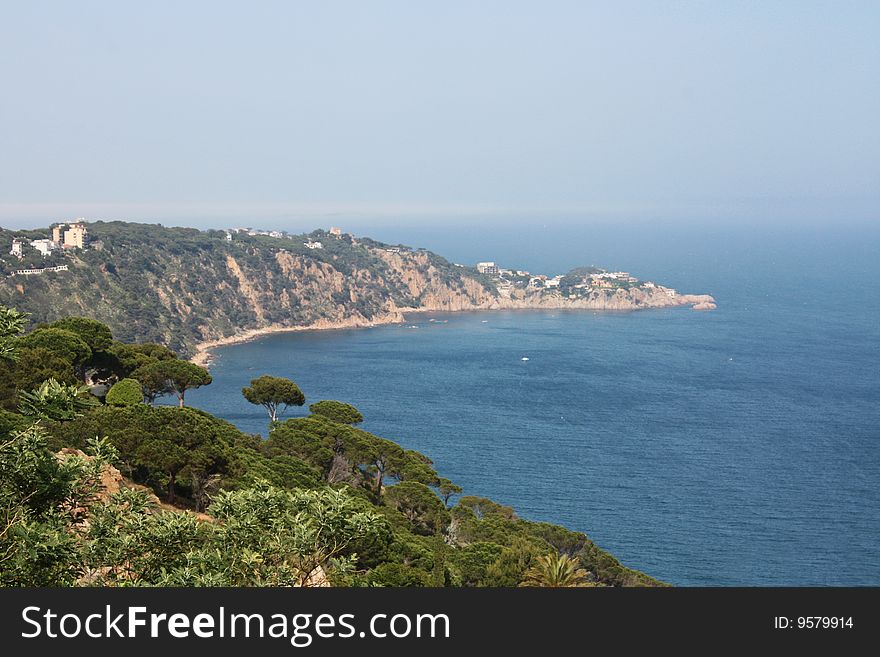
left=0, top=221, right=714, bottom=356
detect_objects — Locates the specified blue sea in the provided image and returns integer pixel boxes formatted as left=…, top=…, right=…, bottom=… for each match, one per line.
left=187, top=222, right=880, bottom=586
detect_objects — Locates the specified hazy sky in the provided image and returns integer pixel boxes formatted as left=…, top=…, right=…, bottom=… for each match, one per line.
left=1, top=1, right=877, bottom=229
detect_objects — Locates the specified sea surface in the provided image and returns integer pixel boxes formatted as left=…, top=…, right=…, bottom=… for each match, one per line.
left=186, top=223, right=880, bottom=586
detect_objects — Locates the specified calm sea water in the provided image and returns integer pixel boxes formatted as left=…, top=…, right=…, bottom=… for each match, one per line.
left=187, top=224, right=880, bottom=585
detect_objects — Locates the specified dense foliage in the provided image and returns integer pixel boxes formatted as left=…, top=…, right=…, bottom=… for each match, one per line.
left=309, top=400, right=364, bottom=425
left=0, top=304, right=664, bottom=588
left=104, top=378, right=144, bottom=406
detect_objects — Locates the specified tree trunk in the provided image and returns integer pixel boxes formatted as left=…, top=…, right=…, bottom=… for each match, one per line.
left=178, top=392, right=185, bottom=408
left=167, top=474, right=176, bottom=504
left=375, top=467, right=384, bottom=499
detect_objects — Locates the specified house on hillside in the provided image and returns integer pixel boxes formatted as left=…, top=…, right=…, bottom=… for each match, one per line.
left=31, top=239, right=56, bottom=256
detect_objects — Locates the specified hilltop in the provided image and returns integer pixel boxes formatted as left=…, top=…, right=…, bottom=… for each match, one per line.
left=0, top=221, right=714, bottom=356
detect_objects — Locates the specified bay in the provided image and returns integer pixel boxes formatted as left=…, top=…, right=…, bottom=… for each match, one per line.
left=186, top=225, right=880, bottom=585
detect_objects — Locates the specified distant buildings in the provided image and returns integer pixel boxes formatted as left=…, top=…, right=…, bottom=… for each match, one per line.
left=304, top=240, right=324, bottom=250
left=30, top=239, right=57, bottom=256
left=64, top=221, right=87, bottom=248
left=10, top=264, right=69, bottom=277
left=468, top=258, right=671, bottom=299
left=329, top=227, right=342, bottom=237
left=7, top=219, right=88, bottom=264
left=50, top=220, right=88, bottom=249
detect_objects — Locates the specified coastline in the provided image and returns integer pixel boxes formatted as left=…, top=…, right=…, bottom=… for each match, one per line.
left=190, top=312, right=407, bottom=367
left=190, top=292, right=715, bottom=367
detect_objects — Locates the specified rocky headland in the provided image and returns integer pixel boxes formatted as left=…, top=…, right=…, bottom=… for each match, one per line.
left=0, top=221, right=715, bottom=363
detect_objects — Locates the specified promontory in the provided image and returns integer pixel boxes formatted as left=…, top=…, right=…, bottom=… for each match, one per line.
left=0, top=221, right=716, bottom=359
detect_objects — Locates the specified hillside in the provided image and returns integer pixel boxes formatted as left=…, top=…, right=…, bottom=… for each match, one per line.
left=0, top=221, right=714, bottom=356
left=0, top=309, right=664, bottom=587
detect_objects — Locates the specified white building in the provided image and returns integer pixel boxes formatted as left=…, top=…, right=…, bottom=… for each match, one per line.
left=9, top=239, right=23, bottom=257
left=30, top=239, right=56, bottom=256
left=659, top=286, right=677, bottom=298
left=329, top=227, right=342, bottom=236
left=11, top=264, right=68, bottom=276
left=544, top=278, right=561, bottom=288
left=304, top=240, right=324, bottom=250
left=477, top=261, right=499, bottom=275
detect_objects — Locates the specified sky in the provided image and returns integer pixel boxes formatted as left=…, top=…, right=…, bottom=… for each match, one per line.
left=0, top=1, right=878, bottom=231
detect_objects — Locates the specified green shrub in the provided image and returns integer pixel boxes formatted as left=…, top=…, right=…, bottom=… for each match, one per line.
left=363, top=562, right=433, bottom=587
left=105, top=378, right=144, bottom=407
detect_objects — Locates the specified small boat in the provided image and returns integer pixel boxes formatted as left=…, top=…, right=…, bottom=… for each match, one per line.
left=521, top=357, right=530, bottom=361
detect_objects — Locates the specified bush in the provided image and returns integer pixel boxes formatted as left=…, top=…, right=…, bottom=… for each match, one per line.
left=363, top=562, right=433, bottom=587
left=105, top=378, right=144, bottom=407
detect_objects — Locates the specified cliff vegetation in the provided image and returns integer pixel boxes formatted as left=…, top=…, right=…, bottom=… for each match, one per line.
left=0, top=305, right=664, bottom=588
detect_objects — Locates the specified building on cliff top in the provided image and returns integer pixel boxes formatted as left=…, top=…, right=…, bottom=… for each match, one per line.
left=31, top=239, right=56, bottom=256
left=63, top=222, right=88, bottom=249
left=51, top=220, right=88, bottom=249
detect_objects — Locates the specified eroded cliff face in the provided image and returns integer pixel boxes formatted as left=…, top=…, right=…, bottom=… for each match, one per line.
left=372, top=249, right=498, bottom=311
left=369, top=246, right=715, bottom=313
left=0, top=224, right=714, bottom=355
